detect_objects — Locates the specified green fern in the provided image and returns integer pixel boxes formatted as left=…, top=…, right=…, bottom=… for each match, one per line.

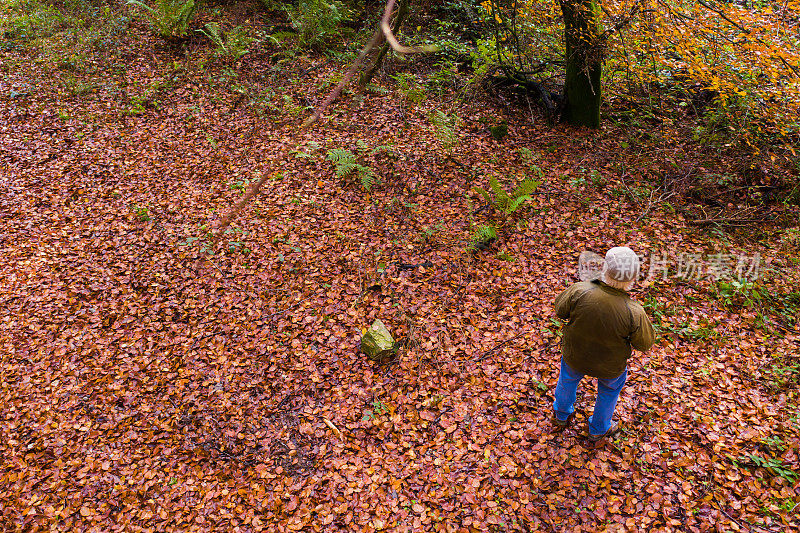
left=355, top=140, right=395, bottom=156
left=430, top=110, right=462, bottom=154
left=467, top=224, right=497, bottom=252
left=326, top=148, right=378, bottom=191
left=197, top=23, right=253, bottom=60
left=474, top=175, right=539, bottom=214
left=505, top=195, right=530, bottom=212
left=489, top=176, right=508, bottom=205
left=473, top=186, right=492, bottom=205
left=327, top=148, right=358, bottom=176
left=198, top=21, right=224, bottom=47
left=286, top=0, right=350, bottom=48
left=365, top=84, right=390, bottom=96
left=370, top=145, right=394, bottom=155
left=392, top=73, right=426, bottom=107
left=511, top=177, right=540, bottom=198
left=359, top=168, right=377, bottom=191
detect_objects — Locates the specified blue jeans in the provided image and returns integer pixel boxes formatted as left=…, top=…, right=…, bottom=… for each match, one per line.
left=552, top=358, right=627, bottom=436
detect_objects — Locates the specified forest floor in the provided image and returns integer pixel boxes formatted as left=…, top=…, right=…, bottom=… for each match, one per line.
left=1, top=2, right=800, bottom=532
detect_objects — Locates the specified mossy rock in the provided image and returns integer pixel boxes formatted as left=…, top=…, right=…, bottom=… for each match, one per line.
left=360, top=319, right=396, bottom=362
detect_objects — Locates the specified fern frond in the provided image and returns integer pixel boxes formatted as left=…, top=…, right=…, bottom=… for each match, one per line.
left=511, top=178, right=540, bottom=199
left=337, top=162, right=358, bottom=177
left=430, top=110, right=460, bottom=153
left=127, top=0, right=158, bottom=21
left=177, top=0, right=197, bottom=28
left=489, top=176, right=509, bottom=205
left=197, top=22, right=225, bottom=48
left=128, top=0, right=197, bottom=38
left=365, top=84, right=390, bottom=95
left=327, top=149, right=379, bottom=187
left=473, top=186, right=493, bottom=205
left=326, top=149, right=358, bottom=178
left=359, top=167, right=377, bottom=191
left=326, top=148, right=355, bottom=163
left=506, top=195, right=531, bottom=213
left=488, top=176, right=503, bottom=197
left=370, top=144, right=393, bottom=155
left=467, top=224, right=497, bottom=252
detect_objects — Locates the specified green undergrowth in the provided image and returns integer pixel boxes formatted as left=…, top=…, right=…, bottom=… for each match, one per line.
left=1, top=0, right=129, bottom=52
left=643, top=280, right=799, bottom=392
left=715, top=279, right=799, bottom=333
left=127, top=0, right=197, bottom=39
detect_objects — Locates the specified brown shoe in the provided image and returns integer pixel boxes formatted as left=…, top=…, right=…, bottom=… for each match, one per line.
left=551, top=412, right=575, bottom=431
left=588, top=422, right=620, bottom=442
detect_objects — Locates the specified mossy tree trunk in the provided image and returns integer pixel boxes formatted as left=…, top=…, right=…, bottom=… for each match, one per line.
left=560, top=0, right=603, bottom=128
left=359, top=0, right=410, bottom=86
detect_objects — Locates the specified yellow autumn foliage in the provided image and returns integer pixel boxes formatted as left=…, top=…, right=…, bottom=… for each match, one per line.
left=478, top=0, right=800, bottom=148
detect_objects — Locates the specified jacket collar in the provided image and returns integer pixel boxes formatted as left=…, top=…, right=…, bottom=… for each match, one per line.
left=593, top=279, right=630, bottom=296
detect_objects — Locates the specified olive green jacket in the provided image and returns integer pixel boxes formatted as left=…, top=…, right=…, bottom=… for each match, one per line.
left=554, top=280, right=655, bottom=379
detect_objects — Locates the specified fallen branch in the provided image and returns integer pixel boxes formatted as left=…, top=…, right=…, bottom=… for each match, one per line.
left=303, top=0, right=437, bottom=129
left=209, top=166, right=288, bottom=246
left=395, top=260, right=433, bottom=271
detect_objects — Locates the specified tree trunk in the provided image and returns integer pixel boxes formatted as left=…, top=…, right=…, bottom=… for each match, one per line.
left=560, top=0, right=603, bottom=128
left=359, top=0, right=410, bottom=86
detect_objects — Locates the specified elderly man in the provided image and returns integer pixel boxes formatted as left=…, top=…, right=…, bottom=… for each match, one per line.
left=551, top=247, right=655, bottom=441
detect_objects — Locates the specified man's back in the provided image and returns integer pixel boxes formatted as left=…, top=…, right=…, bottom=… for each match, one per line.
left=555, top=280, right=654, bottom=378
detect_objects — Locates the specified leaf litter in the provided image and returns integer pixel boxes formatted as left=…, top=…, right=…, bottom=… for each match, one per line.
left=0, top=19, right=799, bottom=533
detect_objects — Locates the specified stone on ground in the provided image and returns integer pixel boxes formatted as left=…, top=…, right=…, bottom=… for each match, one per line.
left=360, top=319, right=396, bottom=362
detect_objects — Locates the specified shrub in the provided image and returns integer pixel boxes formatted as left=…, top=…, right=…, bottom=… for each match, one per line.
left=127, top=0, right=198, bottom=39
left=1, top=0, right=57, bottom=41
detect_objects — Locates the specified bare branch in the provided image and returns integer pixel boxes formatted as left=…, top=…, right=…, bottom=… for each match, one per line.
left=696, top=0, right=750, bottom=34
left=381, top=0, right=438, bottom=54
left=301, top=28, right=384, bottom=129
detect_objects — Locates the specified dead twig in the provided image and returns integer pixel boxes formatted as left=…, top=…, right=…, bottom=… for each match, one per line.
left=322, top=417, right=343, bottom=439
